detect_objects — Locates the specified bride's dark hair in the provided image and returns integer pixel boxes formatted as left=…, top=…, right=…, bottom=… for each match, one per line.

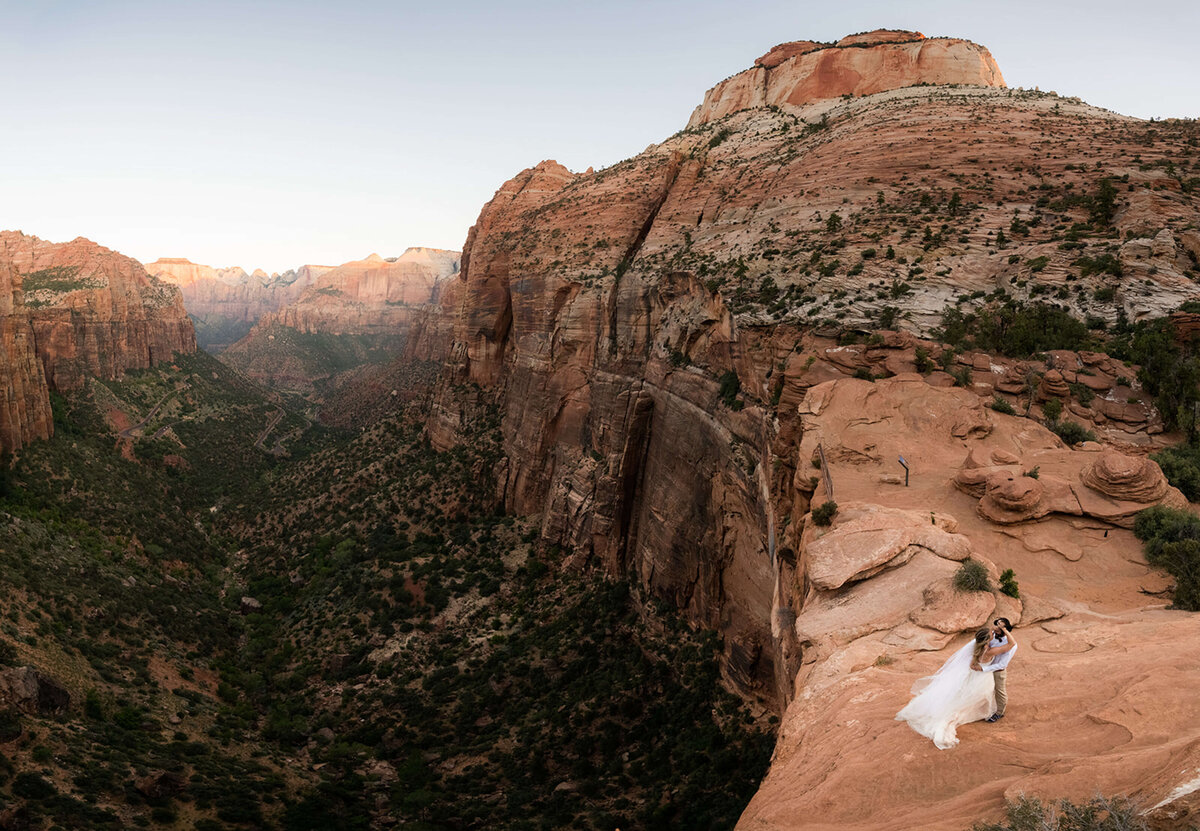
left=972, top=628, right=992, bottom=664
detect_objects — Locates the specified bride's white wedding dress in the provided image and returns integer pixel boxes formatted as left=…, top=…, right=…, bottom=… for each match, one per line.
left=895, top=638, right=996, bottom=749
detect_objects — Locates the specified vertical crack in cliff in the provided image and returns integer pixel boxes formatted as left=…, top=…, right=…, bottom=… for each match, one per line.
left=614, top=386, right=655, bottom=572
left=605, top=154, right=685, bottom=357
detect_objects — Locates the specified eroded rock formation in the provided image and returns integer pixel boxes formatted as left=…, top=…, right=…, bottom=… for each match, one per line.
left=688, top=30, right=1004, bottom=127
left=413, top=31, right=1200, bottom=829
left=220, top=248, right=460, bottom=392
left=0, top=232, right=195, bottom=394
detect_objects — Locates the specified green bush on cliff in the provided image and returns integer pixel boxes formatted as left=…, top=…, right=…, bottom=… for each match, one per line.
left=953, top=559, right=991, bottom=593
left=1152, top=443, right=1200, bottom=502
left=1134, top=505, right=1200, bottom=611
left=969, top=793, right=1146, bottom=831
left=811, top=501, right=837, bottom=526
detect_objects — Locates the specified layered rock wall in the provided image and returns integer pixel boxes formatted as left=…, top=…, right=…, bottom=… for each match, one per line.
left=0, top=262, right=52, bottom=453
left=144, top=258, right=335, bottom=351
left=264, top=248, right=460, bottom=336
left=0, top=232, right=195, bottom=393
left=687, top=30, right=1004, bottom=127
left=423, top=34, right=1200, bottom=717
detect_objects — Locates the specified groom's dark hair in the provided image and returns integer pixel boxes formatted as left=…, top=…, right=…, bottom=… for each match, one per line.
left=993, top=617, right=1013, bottom=632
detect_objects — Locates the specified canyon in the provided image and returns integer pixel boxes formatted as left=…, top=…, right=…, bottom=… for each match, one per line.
left=1, top=24, right=1199, bottom=831
left=143, top=258, right=335, bottom=352
left=219, top=247, right=460, bottom=392
left=408, top=28, right=1200, bottom=829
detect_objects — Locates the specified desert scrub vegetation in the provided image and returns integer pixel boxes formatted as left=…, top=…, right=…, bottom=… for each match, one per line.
left=220, top=403, right=774, bottom=830
left=968, top=793, right=1146, bottom=831
left=1133, top=505, right=1200, bottom=611
left=953, top=559, right=992, bottom=593
left=811, top=501, right=838, bottom=526
left=1151, top=442, right=1200, bottom=502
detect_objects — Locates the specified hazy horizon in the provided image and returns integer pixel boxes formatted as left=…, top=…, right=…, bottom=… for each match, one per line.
left=2, top=0, right=1197, bottom=273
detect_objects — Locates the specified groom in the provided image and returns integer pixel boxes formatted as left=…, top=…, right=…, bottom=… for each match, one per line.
left=971, top=617, right=1017, bottom=722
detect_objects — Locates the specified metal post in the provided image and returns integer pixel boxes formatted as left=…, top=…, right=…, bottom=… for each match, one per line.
left=898, top=455, right=909, bottom=487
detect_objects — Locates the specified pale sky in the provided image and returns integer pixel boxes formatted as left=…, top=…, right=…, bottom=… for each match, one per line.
left=2, top=0, right=1197, bottom=273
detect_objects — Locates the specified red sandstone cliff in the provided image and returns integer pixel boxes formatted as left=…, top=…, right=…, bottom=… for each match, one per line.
left=0, top=262, right=52, bottom=453
left=265, top=248, right=460, bottom=335
left=220, top=247, right=460, bottom=391
left=0, top=232, right=196, bottom=392
left=418, top=32, right=1200, bottom=826
left=688, top=30, right=1005, bottom=127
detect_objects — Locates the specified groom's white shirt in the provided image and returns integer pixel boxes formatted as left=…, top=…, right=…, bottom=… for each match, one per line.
left=982, top=635, right=1017, bottom=672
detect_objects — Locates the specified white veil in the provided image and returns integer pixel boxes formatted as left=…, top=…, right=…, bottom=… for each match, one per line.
left=895, top=637, right=996, bottom=749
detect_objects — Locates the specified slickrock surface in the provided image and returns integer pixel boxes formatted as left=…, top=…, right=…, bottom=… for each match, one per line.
left=738, top=377, right=1199, bottom=830
left=0, top=262, right=52, bottom=452
left=0, top=232, right=195, bottom=393
left=688, top=30, right=1004, bottom=127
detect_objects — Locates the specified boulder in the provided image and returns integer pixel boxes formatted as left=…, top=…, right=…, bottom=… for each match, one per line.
left=1081, top=450, right=1169, bottom=503
left=239, top=596, right=263, bottom=615
left=908, top=578, right=996, bottom=633
left=1038, top=369, right=1070, bottom=400
left=978, top=472, right=1049, bottom=524
left=805, top=505, right=971, bottom=590
left=0, top=667, right=70, bottom=715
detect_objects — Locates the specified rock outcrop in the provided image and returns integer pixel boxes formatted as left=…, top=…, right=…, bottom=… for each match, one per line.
left=0, top=262, right=52, bottom=453
left=265, top=248, right=460, bottom=336
left=955, top=445, right=1186, bottom=528
left=413, top=32, right=1200, bottom=830
left=688, top=30, right=1004, bottom=127
left=0, top=666, right=71, bottom=715
left=0, top=232, right=195, bottom=393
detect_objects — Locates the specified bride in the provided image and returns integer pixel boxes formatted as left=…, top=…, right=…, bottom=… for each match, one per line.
left=895, top=627, right=999, bottom=749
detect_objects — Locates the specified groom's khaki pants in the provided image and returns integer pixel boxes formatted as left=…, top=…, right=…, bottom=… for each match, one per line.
left=994, top=669, right=1008, bottom=715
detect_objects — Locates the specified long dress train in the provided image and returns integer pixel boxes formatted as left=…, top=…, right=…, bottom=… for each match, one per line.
left=895, top=638, right=996, bottom=749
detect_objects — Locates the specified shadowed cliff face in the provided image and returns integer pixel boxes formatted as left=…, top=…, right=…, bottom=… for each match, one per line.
left=0, top=231, right=195, bottom=400
left=0, top=262, right=52, bottom=453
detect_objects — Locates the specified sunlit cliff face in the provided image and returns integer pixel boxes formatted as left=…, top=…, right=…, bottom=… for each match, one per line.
left=689, top=29, right=1005, bottom=128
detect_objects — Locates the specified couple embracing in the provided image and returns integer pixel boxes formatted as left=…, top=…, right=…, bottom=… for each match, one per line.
left=895, top=618, right=1018, bottom=749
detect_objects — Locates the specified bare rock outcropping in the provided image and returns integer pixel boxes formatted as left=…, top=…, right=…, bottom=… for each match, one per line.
left=688, top=30, right=1004, bottom=127
left=0, top=232, right=196, bottom=394
left=0, top=262, right=52, bottom=453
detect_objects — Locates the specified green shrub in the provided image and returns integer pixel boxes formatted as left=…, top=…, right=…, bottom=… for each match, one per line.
left=1042, top=398, right=1063, bottom=423
left=991, top=395, right=1016, bottom=415
left=1152, top=443, right=1200, bottom=502
left=811, top=501, right=838, bottom=527
left=953, top=559, right=992, bottom=593
left=1052, top=420, right=1097, bottom=446
left=999, top=569, right=1020, bottom=599
left=914, top=346, right=933, bottom=374
left=1134, top=505, right=1200, bottom=610
left=717, top=371, right=743, bottom=410
left=970, top=793, right=1146, bottom=831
